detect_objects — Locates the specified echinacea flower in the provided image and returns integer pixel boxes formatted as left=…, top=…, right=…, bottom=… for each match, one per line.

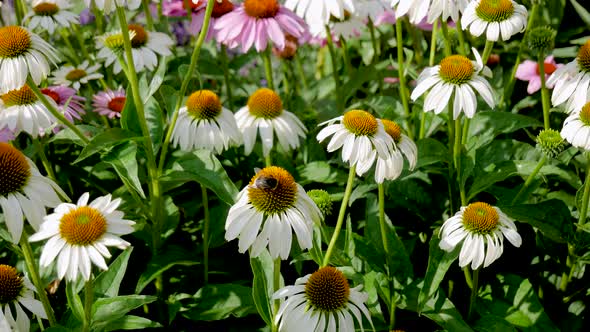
left=29, top=192, right=135, bottom=281
left=374, top=119, right=417, bottom=183
left=285, top=0, right=355, bottom=25
left=515, top=56, right=562, bottom=95
left=50, top=61, right=104, bottom=90
left=24, top=0, right=78, bottom=34
left=0, top=26, right=59, bottom=93
left=215, top=0, right=306, bottom=52
left=317, top=110, right=395, bottom=176
left=0, top=265, right=47, bottom=332
left=410, top=48, right=495, bottom=119
left=355, top=0, right=390, bottom=21
left=235, top=88, right=307, bottom=157
left=461, top=0, right=528, bottom=42
left=308, top=13, right=364, bottom=39
left=427, top=0, right=469, bottom=23
left=225, top=166, right=321, bottom=260
left=547, top=40, right=590, bottom=113
left=0, top=84, right=58, bottom=137
left=171, top=89, right=242, bottom=154
left=390, top=0, right=431, bottom=24
left=41, top=85, right=86, bottom=123
left=273, top=266, right=373, bottom=332
left=561, top=101, right=590, bottom=150
left=0, top=127, right=15, bottom=142
left=0, top=143, right=65, bottom=243
left=97, top=25, right=173, bottom=74
left=439, top=202, right=522, bottom=269
left=92, top=88, right=126, bottom=119
left=164, top=0, right=235, bottom=39
left=83, top=0, right=140, bottom=13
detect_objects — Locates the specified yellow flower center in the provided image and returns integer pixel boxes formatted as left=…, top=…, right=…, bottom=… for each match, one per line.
left=247, top=88, right=283, bottom=119
left=108, top=96, right=126, bottom=114
left=248, top=166, right=297, bottom=215
left=305, top=266, right=350, bottom=312
left=65, top=68, right=88, bottom=82
left=244, top=0, right=280, bottom=19
left=33, top=2, right=59, bottom=16
left=439, top=55, right=474, bottom=85
left=475, top=0, right=514, bottom=22
left=342, top=110, right=378, bottom=136
left=0, top=265, right=24, bottom=305
left=1, top=85, right=38, bottom=107
left=212, top=0, right=235, bottom=18
left=0, top=26, right=31, bottom=58
left=186, top=90, right=222, bottom=120
left=381, top=119, right=402, bottom=143
left=577, top=40, right=590, bottom=73
left=579, top=102, right=590, bottom=126
left=128, top=24, right=148, bottom=48
left=59, top=206, right=108, bottom=245
left=0, top=143, right=30, bottom=197
left=103, top=33, right=126, bottom=50
left=462, top=202, right=499, bottom=234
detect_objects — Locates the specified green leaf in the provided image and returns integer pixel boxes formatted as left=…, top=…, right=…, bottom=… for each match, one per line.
left=181, top=284, right=257, bottom=321
left=92, top=295, right=157, bottom=324
left=416, top=138, right=451, bottom=168
left=474, top=315, right=518, bottom=332
left=74, top=128, right=140, bottom=164
left=49, top=125, right=101, bottom=146
left=135, top=245, right=199, bottom=293
left=466, top=112, right=542, bottom=151
left=93, top=248, right=133, bottom=297
left=499, top=200, right=574, bottom=243
left=250, top=254, right=273, bottom=327
left=103, top=315, right=161, bottom=331
left=120, top=92, right=164, bottom=152
left=570, top=0, right=590, bottom=28
left=44, top=327, right=73, bottom=332
left=102, top=141, right=145, bottom=199
left=349, top=184, right=376, bottom=206
left=162, top=150, right=239, bottom=205
left=296, top=161, right=348, bottom=185
left=66, top=281, right=85, bottom=324
left=145, top=57, right=167, bottom=102
left=158, top=84, right=180, bottom=115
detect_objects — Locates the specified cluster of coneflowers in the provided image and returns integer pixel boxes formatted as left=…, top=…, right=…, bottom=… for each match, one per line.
left=0, top=0, right=588, bottom=331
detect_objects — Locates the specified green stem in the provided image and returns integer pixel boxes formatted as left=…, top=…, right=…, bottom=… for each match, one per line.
left=389, top=293, right=396, bottom=330
left=468, top=268, right=480, bottom=320
left=33, top=139, right=56, bottom=181
left=368, top=18, right=380, bottom=61
left=560, top=244, right=575, bottom=292
left=71, top=25, right=91, bottom=62
left=395, top=19, right=413, bottom=139
left=14, top=0, right=23, bottom=25
left=378, top=183, right=389, bottom=254
left=220, top=45, right=233, bottom=109
left=83, top=276, right=93, bottom=332
left=272, top=258, right=281, bottom=332
left=340, top=36, right=353, bottom=75
left=538, top=53, right=551, bottom=129
left=512, top=155, right=547, bottom=204
left=157, top=0, right=216, bottom=175
left=324, top=25, right=344, bottom=113
left=578, top=153, right=590, bottom=227
left=201, top=184, right=210, bottom=284
left=294, top=54, right=308, bottom=90
left=282, top=61, right=291, bottom=96
left=462, top=118, right=470, bottom=145
left=20, top=238, right=57, bottom=326
left=142, top=0, right=154, bottom=30
left=420, top=20, right=440, bottom=139
left=265, top=154, right=272, bottom=168
left=322, top=165, right=356, bottom=267
left=262, top=47, right=275, bottom=90
left=481, top=40, right=494, bottom=64
left=463, top=266, right=473, bottom=289
left=455, top=19, right=467, bottom=55
left=440, top=19, right=452, bottom=56
left=454, top=117, right=467, bottom=206
left=59, top=29, right=81, bottom=65
left=91, top=1, right=104, bottom=34
left=26, top=77, right=90, bottom=144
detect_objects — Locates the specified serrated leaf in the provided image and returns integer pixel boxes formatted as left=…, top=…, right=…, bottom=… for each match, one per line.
left=74, top=128, right=140, bottom=164
left=93, top=248, right=133, bottom=297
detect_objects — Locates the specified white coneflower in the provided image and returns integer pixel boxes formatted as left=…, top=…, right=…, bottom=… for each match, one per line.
left=171, top=89, right=242, bottom=154
left=0, top=143, right=65, bottom=243
left=547, top=40, right=590, bottom=114
left=439, top=202, right=522, bottom=269
left=461, top=0, right=527, bottom=42
left=29, top=192, right=135, bottom=281
left=561, top=101, right=590, bottom=150
left=235, top=88, right=307, bottom=157
left=0, top=84, right=58, bottom=138
left=427, top=0, right=469, bottom=23
left=317, top=110, right=395, bottom=176
left=410, top=48, right=495, bottom=119
left=0, top=265, right=47, bottom=332
left=273, top=266, right=373, bottom=332
left=374, top=119, right=417, bottom=183
left=225, top=166, right=321, bottom=260
left=25, top=0, right=78, bottom=34
left=285, top=0, right=355, bottom=25
left=0, top=26, right=59, bottom=93
left=50, top=60, right=103, bottom=90
left=390, top=0, right=431, bottom=24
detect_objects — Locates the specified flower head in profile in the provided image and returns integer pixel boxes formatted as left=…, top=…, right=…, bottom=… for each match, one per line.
left=171, top=89, right=242, bottom=154
left=235, top=88, right=307, bottom=157
left=317, top=110, right=395, bottom=176
left=461, top=0, right=528, bottom=41
left=0, top=84, right=58, bottom=137
left=515, top=56, right=562, bottom=95
left=0, top=143, right=65, bottom=243
left=547, top=40, right=590, bottom=113
left=273, top=266, right=373, bottom=332
left=215, top=0, right=306, bottom=52
left=561, top=102, right=590, bottom=151
left=51, top=61, right=103, bottom=90
left=411, top=48, right=495, bottom=119
left=439, top=202, right=522, bottom=269
left=83, top=0, right=140, bottom=13
left=29, top=192, right=135, bottom=281
left=225, top=166, right=321, bottom=260
left=390, top=0, right=431, bottom=24
left=0, top=265, right=47, bottom=331
left=0, top=26, right=59, bottom=93
left=427, top=0, right=469, bottom=23
left=374, top=119, right=417, bottom=183
left=92, top=88, right=126, bottom=119
left=25, top=0, right=78, bottom=34
left=285, top=0, right=355, bottom=26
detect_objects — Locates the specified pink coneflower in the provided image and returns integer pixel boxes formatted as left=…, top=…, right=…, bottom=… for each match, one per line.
left=0, top=127, right=15, bottom=142
left=214, top=0, right=306, bottom=52
left=515, top=55, right=563, bottom=95
left=163, top=0, right=235, bottom=40
left=41, top=86, right=86, bottom=123
left=92, top=89, right=126, bottom=119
